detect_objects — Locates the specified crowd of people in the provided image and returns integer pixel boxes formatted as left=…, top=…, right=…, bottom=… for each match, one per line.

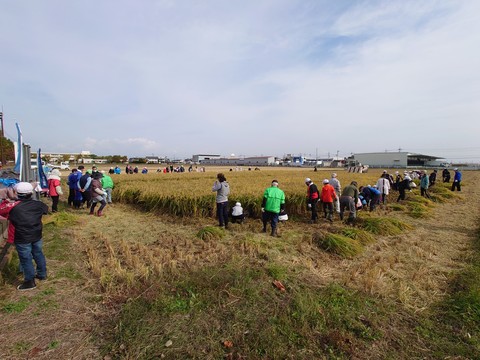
left=63, top=165, right=114, bottom=216
left=211, top=167, right=463, bottom=235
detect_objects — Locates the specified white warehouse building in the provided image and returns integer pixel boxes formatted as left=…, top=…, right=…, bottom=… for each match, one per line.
left=349, top=152, right=445, bottom=168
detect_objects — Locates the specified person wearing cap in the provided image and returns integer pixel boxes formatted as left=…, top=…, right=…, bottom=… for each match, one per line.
left=261, top=180, right=286, bottom=237
left=0, top=182, right=49, bottom=290
left=339, top=181, right=359, bottom=223
left=89, top=171, right=108, bottom=216
left=397, top=175, right=412, bottom=202
left=100, top=170, right=114, bottom=204
left=212, top=173, right=230, bottom=228
left=451, top=168, right=462, bottom=191
left=47, top=168, right=63, bottom=213
left=304, top=178, right=320, bottom=224
left=329, top=173, right=341, bottom=216
left=320, top=179, right=337, bottom=222
left=231, top=202, right=244, bottom=224
left=376, top=173, right=391, bottom=205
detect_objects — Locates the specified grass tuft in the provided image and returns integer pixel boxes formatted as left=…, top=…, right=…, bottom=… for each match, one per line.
left=313, top=232, right=363, bottom=258
left=341, top=228, right=376, bottom=246
left=196, top=226, right=225, bottom=241
left=358, top=217, right=411, bottom=236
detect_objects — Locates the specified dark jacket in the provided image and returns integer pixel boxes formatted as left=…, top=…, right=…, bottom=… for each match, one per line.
left=0, top=198, right=48, bottom=244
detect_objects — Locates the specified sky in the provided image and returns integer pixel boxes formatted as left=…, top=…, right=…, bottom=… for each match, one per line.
left=1, top=0, right=479, bottom=162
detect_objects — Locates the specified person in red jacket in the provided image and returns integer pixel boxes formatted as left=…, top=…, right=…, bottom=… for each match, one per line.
left=47, top=168, right=63, bottom=212
left=320, top=179, right=337, bottom=222
left=305, top=178, right=319, bottom=224
left=0, top=182, right=49, bottom=290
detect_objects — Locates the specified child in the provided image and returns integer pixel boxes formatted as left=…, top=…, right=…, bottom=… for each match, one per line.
left=231, top=202, right=244, bottom=224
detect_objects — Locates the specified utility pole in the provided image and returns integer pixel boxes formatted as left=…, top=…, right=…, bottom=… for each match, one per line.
left=0, top=109, right=5, bottom=167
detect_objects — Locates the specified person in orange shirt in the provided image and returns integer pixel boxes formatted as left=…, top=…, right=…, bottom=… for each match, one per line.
left=320, top=179, right=337, bottom=222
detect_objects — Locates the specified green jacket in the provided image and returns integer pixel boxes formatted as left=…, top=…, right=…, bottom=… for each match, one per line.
left=262, top=186, right=286, bottom=214
left=101, top=175, right=114, bottom=189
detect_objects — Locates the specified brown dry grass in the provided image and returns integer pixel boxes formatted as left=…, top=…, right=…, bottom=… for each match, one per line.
left=0, top=169, right=477, bottom=359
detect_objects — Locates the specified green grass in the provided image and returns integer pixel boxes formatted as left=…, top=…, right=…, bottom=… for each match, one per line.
left=101, top=258, right=383, bottom=359
left=313, top=232, right=363, bottom=258
left=1, top=296, right=30, bottom=313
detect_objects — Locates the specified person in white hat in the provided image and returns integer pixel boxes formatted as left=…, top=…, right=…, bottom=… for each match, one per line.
left=329, top=173, right=341, bottom=215
left=231, top=202, right=244, bottom=224
left=304, top=178, right=320, bottom=223
left=320, top=179, right=337, bottom=222
left=0, top=182, right=49, bottom=290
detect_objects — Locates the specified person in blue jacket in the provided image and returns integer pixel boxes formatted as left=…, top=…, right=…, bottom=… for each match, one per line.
left=451, top=168, right=462, bottom=191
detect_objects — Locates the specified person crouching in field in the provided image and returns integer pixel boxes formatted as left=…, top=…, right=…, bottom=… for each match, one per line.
left=339, top=181, right=359, bottom=224
left=89, top=172, right=108, bottom=216
left=212, top=173, right=230, bottom=228
left=320, top=179, right=337, bottom=222
left=0, top=182, right=49, bottom=291
left=231, top=202, right=244, bottom=224
left=261, top=180, right=286, bottom=237
left=305, top=178, right=319, bottom=223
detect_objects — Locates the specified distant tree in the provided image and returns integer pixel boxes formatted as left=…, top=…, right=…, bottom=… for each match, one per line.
left=75, top=155, right=83, bottom=164
left=0, top=136, right=15, bottom=163
left=110, top=155, right=123, bottom=163
left=121, top=156, right=128, bottom=163
left=62, top=154, right=71, bottom=162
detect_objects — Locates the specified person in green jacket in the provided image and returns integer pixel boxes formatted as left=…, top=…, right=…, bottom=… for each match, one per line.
left=261, top=180, right=286, bottom=237
left=100, top=171, right=115, bottom=204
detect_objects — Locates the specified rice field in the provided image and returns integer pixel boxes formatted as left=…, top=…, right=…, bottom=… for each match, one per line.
left=111, top=166, right=455, bottom=220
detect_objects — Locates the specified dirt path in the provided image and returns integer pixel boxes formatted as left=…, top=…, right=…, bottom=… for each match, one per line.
left=0, top=174, right=478, bottom=359
left=339, top=178, right=476, bottom=311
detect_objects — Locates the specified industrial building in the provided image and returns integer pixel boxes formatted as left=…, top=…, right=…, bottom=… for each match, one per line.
left=199, top=156, right=275, bottom=166
left=348, top=152, right=445, bottom=168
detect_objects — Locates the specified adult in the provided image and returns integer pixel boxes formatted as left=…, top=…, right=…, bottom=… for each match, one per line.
left=305, top=177, right=319, bottom=223
left=359, top=185, right=381, bottom=211
left=90, top=172, right=107, bottom=216
left=420, top=171, right=431, bottom=199
left=261, top=180, right=285, bottom=237
left=397, top=176, right=412, bottom=202
left=47, top=169, right=63, bottom=213
left=442, top=168, right=451, bottom=183
left=340, top=181, right=359, bottom=224
left=320, top=179, right=337, bottom=222
left=329, top=173, right=341, bottom=216
left=212, top=173, right=230, bottom=228
left=394, top=171, right=403, bottom=191
left=451, top=168, right=462, bottom=191
left=376, top=173, right=391, bottom=204
left=108, top=167, right=115, bottom=175
left=78, top=169, right=92, bottom=208
left=0, top=182, right=49, bottom=290
left=67, top=169, right=79, bottom=207
left=429, top=169, right=437, bottom=187
left=100, top=170, right=114, bottom=204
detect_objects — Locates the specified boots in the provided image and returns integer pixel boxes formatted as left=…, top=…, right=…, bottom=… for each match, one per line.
left=97, top=210, right=103, bottom=217
left=17, top=279, right=36, bottom=291
left=270, top=228, right=280, bottom=237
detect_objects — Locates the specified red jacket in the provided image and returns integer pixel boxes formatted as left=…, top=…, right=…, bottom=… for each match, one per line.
left=321, top=184, right=337, bottom=203
left=307, top=183, right=319, bottom=201
left=48, top=178, right=61, bottom=196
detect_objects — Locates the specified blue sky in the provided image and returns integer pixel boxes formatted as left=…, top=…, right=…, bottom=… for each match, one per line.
left=1, top=0, right=479, bottom=162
